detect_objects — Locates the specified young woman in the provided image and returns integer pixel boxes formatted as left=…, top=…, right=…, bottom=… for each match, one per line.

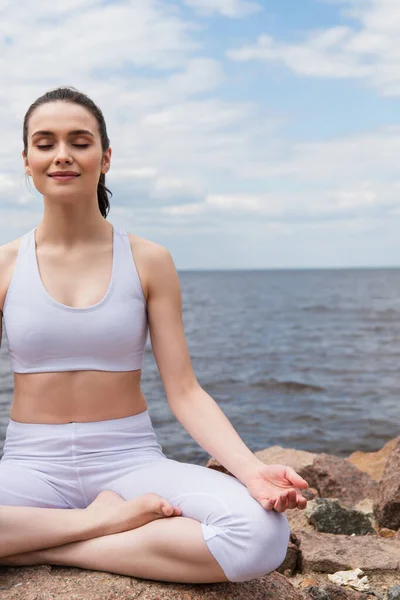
left=0, top=87, right=308, bottom=584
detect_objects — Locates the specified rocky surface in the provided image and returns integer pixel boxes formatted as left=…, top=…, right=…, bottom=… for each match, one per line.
left=373, top=438, right=400, bottom=530
left=207, top=449, right=379, bottom=507
left=346, top=436, right=400, bottom=481
left=1, top=436, right=399, bottom=599
left=302, top=584, right=370, bottom=599
left=294, top=529, right=400, bottom=574
left=299, top=454, right=378, bottom=507
left=0, top=567, right=304, bottom=600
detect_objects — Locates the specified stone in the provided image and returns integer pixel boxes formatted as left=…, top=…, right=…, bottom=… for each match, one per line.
left=346, top=436, right=400, bottom=481
left=305, top=499, right=375, bottom=535
left=387, top=585, right=400, bottom=600
left=327, top=568, right=369, bottom=592
left=276, top=541, right=299, bottom=576
left=299, top=454, right=379, bottom=508
left=293, top=529, right=400, bottom=574
left=206, top=446, right=317, bottom=478
left=0, top=566, right=305, bottom=600
left=373, top=438, right=400, bottom=530
left=353, top=498, right=373, bottom=515
left=304, top=586, right=330, bottom=600
left=299, top=577, right=319, bottom=588
left=377, top=528, right=397, bottom=538
left=304, top=585, right=371, bottom=599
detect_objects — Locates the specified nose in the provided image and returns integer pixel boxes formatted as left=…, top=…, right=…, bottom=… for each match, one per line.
left=53, top=143, right=74, bottom=166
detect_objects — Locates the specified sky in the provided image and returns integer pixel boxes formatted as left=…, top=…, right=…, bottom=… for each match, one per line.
left=0, top=0, right=399, bottom=269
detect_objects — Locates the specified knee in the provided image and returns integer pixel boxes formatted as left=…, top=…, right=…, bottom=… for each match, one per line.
left=227, top=508, right=291, bottom=583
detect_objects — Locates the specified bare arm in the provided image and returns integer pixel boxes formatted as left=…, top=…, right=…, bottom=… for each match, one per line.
left=145, top=245, right=260, bottom=484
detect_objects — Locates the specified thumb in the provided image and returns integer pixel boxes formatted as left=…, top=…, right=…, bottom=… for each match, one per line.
left=285, top=466, right=309, bottom=489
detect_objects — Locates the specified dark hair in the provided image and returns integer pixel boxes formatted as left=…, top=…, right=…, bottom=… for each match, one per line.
left=22, top=86, right=112, bottom=219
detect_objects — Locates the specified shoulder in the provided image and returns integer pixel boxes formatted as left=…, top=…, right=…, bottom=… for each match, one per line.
left=0, top=236, right=24, bottom=314
left=126, top=232, right=177, bottom=302
left=0, top=237, right=22, bottom=266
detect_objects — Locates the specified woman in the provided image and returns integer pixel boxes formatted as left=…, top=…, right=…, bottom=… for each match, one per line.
left=0, top=87, right=308, bottom=584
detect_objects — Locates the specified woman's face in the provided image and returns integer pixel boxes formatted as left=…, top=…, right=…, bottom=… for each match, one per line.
left=23, top=101, right=111, bottom=200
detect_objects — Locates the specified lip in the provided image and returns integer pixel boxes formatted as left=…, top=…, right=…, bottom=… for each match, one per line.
left=48, top=171, right=80, bottom=176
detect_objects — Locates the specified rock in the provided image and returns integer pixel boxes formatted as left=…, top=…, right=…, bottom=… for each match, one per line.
left=206, top=446, right=317, bottom=478
left=285, top=506, right=315, bottom=533
left=353, top=498, right=374, bottom=515
left=293, top=529, right=400, bottom=574
left=304, top=585, right=371, bottom=599
left=276, top=541, right=299, bottom=576
left=327, top=568, right=369, bottom=592
left=304, top=587, right=330, bottom=600
left=373, top=438, right=400, bottom=530
left=299, top=454, right=379, bottom=507
left=299, top=577, right=319, bottom=588
left=387, top=585, right=400, bottom=600
left=305, top=499, right=375, bottom=535
left=0, top=566, right=304, bottom=600
left=346, top=437, right=400, bottom=481
left=303, top=487, right=319, bottom=501
left=377, top=528, right=397, bottom=538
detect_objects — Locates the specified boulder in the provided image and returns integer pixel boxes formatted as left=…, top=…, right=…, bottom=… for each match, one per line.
left=206, top=446, right=317, bottom=478
left=207, top=450, right=378, bottom=508
left=293, top=529, right=400, bottom=574
left=373, top=438, right=400, bottom=530
left=346, top=436, right=400, bottom=481
left=305, top=499, right=375, bottom=535
left=0, top=566, right=304, bottom=600
left=299, top=454, right=378, bottom=507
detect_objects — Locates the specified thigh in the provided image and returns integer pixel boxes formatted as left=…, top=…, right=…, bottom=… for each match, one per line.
left=0, top=459, right=71, bottom=508
left=108, top=458, right=265, bottom=525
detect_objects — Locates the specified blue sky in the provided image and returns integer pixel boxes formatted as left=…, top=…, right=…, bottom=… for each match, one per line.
left=0, top=0, right=399, bottom=268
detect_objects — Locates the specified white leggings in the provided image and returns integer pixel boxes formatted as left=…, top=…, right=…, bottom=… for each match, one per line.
left=0, top=410, right=290, bottom=582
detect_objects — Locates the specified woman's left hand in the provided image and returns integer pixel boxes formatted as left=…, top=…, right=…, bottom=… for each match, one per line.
left=244, top=463, right=309, bottom=512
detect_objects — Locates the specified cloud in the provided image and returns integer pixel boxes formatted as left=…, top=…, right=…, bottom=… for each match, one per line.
left=181, top=0, right=262, bottom=18
left=0, top=0, right=399, bottom=268
left=227, top=0, right=400, bottom=96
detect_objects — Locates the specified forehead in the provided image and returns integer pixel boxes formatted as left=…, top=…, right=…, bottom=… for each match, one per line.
left=28, top=102, right=98, bottom=137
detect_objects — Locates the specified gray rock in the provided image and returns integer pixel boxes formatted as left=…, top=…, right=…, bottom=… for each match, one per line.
left=387, top=585, right=400, bottom=600
left=303, top=585, right=371, bottom=599
left=304, top=586, right=331, bottom=599
left=305, top=498, right=375, bottom=535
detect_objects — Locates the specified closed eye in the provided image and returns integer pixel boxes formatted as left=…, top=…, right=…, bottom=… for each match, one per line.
left=37, top=144, right=90, bottom=149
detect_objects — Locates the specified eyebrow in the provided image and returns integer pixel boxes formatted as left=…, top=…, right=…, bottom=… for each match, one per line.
left=31, top=129, right=95, bottom=139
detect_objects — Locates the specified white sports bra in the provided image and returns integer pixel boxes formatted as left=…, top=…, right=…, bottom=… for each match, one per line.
left=1, top=226, right=148, bottom=373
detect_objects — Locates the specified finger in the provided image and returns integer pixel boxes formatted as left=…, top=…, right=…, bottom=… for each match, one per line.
left=296, top=495, right=308, bottom=510
left=285, top=467, right=309, bottom=489
left=286, top=489, right=298, bottom=510
left=259, top=498, right=275, bottom=511
left=274, top=492, right=288, bottom=513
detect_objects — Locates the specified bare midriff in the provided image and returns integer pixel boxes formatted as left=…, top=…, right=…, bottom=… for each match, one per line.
left=10, top=369, right=148, bottom=424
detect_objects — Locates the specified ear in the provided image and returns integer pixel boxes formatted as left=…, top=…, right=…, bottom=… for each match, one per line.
left=101, top=147, right=112, bottom=175
left=22, top=150, right=31, bottom=176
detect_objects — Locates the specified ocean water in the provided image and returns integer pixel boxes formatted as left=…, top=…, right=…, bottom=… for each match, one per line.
left=1, top=268, right=399, bottom=465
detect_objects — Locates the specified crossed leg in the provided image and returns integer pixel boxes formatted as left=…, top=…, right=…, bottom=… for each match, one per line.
left=0, top=459, right=290, bottom=583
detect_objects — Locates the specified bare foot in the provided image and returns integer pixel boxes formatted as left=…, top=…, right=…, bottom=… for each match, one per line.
left=85, top=490, right=182, bottom=536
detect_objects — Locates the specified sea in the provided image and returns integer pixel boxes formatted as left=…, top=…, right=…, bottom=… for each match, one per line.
left=1, top=268, right=399, bottom=465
